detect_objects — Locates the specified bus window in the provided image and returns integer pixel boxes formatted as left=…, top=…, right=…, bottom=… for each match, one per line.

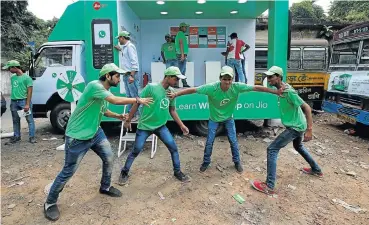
left=288, top=48, right=300, bottom=69
left=360, top=40, right=369, bottom=65
left=330, top=41, right=359, bottom=71
left=303, top=47, right=326, bottom=70
left=255, top=48, right=267, bottom=69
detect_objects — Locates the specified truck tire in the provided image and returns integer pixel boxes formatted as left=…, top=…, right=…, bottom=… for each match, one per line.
left=50, top=102, right=71, bottom=134
left=193, top=120, right=224, bottom=137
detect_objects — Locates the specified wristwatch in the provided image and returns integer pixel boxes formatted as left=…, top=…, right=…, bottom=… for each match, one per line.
left=135, top=97, right=140, bottom=103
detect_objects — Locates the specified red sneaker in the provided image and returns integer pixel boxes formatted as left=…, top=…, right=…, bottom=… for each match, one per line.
left=250, top=180, right=275, bottom=195
left=301, top=168, right=323, bottom=178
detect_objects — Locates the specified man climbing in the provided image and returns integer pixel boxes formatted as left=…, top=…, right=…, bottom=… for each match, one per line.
left=44, top=63, right=153, bottom=221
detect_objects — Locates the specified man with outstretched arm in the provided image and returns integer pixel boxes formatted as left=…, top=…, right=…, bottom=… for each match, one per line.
left=44, top=63, right=153, bottom=221
left=168, top=66, right=283, bottom=173
left=250, top=66, right=323, bottom=195
left=119, top=66, right=190, bottom=185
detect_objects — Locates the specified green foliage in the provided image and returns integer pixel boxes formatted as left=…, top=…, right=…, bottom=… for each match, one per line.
left=290, top=0, right=326, bottom=22
left=329, top=0, right=369, bottom=22
left=1, top=0, right=58, bottom=70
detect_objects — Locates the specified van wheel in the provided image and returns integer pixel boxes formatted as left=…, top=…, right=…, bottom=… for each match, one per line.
left=193, top=120, right=224, bottom=137
left=50, top=102, right=70, bottom=134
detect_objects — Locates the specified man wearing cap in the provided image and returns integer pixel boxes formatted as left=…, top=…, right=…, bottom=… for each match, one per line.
left=174, top=22, right=190, bottom=88
left=250, top=66, right=323, bottom=195
left=161, top=34, right=177, bottom=68
left=226, top=32, right=249, bottom=83
left=44, top=63, right=153, bottom=221
left=114, top=31, right=140, bottom=120
left=2, top=60, right=36, bottom=144
left=168, top=66, right=283, bottom=173
left=119, top=66, right=190, bottom=185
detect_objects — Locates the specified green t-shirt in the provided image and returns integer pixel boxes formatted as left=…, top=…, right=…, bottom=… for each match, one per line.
left=10, top=74, right=33, bottom=100
left=196, top=82, right=253, bottom=122
left=161, top=42, right=177, bottom=60
left=138, top=83, right=175, bottom=130
left=279, top=84, right=307, bottom=132
left=66, top=80, right=112, bottom=140
left=175, top=31, right=188, bottom=55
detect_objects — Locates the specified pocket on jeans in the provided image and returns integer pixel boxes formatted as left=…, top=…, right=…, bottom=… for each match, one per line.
left=66, top=137, right=83, bottom=149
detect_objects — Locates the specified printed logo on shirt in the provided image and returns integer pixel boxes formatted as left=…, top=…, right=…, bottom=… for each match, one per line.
left=168, top=46, right=174, bottom=51
left=220, top=98, right=230, bottom=106
left=160, top=98, right=170, bottom=109
left=13, top=80, right=19, bottom=88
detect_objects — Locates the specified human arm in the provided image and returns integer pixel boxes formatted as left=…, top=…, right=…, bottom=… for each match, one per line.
left=104, top=109, right=126, bottom=121
left=167, top=87, right=197, bottom=99
left=252, top=85, right=284, bottom=96
left=301, top=103, right=313, bottom=142
left=169, top=106, right=189, bottom=135
left=24, top=77, right=33, bottom=112
left=105, top=95, right=152, bottom=106
left=161, top=45, right=166, bottom=63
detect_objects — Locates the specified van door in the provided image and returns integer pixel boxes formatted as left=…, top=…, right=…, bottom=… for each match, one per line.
left=32, top=45, right=76, bottom=109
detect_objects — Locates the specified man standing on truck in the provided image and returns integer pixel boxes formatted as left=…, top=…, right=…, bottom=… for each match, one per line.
left=44, top=63, right=153, bottom=221
left=167, top=66, right=283, bottom=173
left=118, top=66, right=190, bottom=185
left=174, top=22, right=190, bottom=88
left=226, top=32, right=249, bottom=83
left=161, top=34, right=177, bottom=68
left=250, top=66, right=323, bottom=195
left=2, top=60, right=36, bottom=144
left=114, top=31, right=140, bottom=121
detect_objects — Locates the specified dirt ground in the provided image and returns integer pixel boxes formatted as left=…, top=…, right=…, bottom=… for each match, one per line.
left=1, top=113, right=369, bottom=225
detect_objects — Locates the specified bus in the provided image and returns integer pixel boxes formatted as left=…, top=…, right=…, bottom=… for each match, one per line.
left=254, top=39, right=330, bottom=110
left=322, top=21, right=369, bottom=131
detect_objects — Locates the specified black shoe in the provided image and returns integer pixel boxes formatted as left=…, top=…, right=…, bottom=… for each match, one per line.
left=118, top=170, right=129, bottom=185
left=5, top=137, right=21, bottom=145
left=29, top=137, right=37, bottom=144
left=183, top=84, right=190, bottom=88
left=174, top=171, right=190, bottom=182
left=44, top=203, right=60, bottom=221
left=235, top=163, right=244, bottom=173
left=99, top=186, right=122, bottom=197
left=200, top=164, right=209, bottom=172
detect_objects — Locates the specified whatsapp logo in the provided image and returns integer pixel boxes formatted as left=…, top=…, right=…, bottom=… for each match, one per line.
left=98, top=30, right=106, bottom=38
left=220, top=99, right=230, bottom=106
left=160, top=98, right=170, bottom=109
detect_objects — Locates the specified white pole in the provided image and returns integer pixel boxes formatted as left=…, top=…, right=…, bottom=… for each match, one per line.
left=56, top=102, right=76, bottom=150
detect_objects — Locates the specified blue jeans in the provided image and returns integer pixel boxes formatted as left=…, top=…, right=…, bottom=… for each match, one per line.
left=266, top=128, right=322, bottom=189
left=165, top=59, right=178, bottom=68
left=176, top=54, right=189, bottom=86
left=122, top=125, right=181, bottom=173
left=203, top=119, right=240, bottom=166
left=123, top=74, right=140, bottom=116
left=10, top=99, right=35, bottom=138
left=227, top=58, right=246, bottom=83
left=46, top=128, right=113, bottom=204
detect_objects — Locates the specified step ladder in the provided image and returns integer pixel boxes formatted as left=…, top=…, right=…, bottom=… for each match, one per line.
left=117, top=106, right=158, bottom=159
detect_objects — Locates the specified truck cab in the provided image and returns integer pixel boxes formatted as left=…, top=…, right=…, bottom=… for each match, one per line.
left=31, top=41, right=86, bottom=132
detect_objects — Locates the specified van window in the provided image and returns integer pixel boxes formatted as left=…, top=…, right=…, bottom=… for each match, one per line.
left=34, top=46, right=73, bottom=77
left=303, top=47, right=326, bottom=70
left=331, top=41, right=359, bottom=65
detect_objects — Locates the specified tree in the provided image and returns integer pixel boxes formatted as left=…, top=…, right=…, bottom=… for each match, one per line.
left=290, top=0, right=326, bottom=23
left=329, top=0, right=369, bottom=22
left=1, top=1, right=58, bottom=70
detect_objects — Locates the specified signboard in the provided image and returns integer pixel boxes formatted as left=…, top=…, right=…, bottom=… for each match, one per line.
left=333, top=21, right=369, bottom=41
left=328, top=71, right=369, bottom=97
left=170, top=26, right=227, bottom=48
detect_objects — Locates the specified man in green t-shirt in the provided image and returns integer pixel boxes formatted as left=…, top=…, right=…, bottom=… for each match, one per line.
left=161, top=34, right=177, bottom=68
left=174, top=22, right=190, bottom=87
left=2, top=60, right=36, bottom=144
left=44, top=63, right=153, bottom=221
left=118, top=66, right=190, bottom=185
left=168, top=66, right=283, bottom=173
left=250, top=66, right=323, bottom=195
